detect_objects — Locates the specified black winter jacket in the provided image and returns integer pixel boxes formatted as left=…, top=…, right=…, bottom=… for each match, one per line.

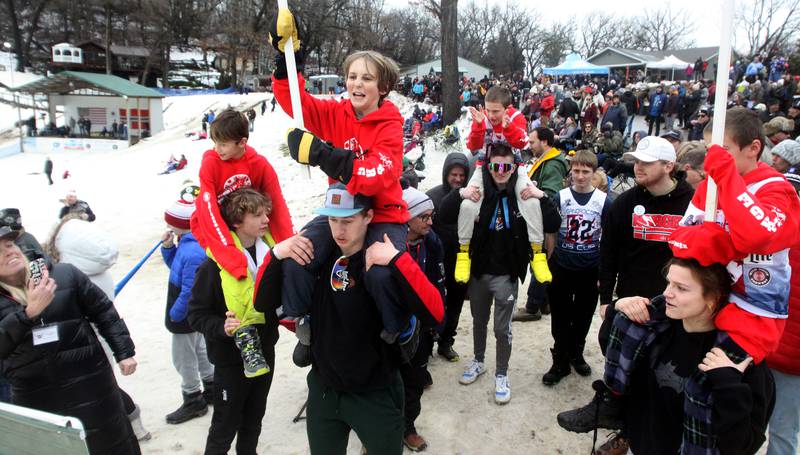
left=258, top=247, right=444, bottom=393
left=188, top=258, right=278, bottom=369
left=598, top=178, right=694, bottom=307
left=0, top=263, right=138, bottom=455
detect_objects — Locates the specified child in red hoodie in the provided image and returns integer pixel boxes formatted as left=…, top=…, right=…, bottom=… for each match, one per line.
left=190, top=110, right=295, bottom=375
left=270, top=10, right=414, bottom=364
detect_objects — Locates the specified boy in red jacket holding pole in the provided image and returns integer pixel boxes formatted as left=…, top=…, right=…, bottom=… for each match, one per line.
left=270, top=10, right=415, bottom=365
left=679, top=107, right=800, bottom=362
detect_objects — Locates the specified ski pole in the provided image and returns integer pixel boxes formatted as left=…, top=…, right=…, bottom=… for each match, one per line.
left=705, top=0, right=734, bottom=222
left=277, top=0, right=311, bottom=179
left=114, top=240, right=162, bottom=297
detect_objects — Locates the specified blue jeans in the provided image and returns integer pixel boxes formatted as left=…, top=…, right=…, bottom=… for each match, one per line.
left=767, top=369, right=800, bottom=455
left=623, top=115, right=635, bottom=138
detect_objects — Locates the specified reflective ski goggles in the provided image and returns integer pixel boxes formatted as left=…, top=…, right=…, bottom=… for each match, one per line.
left=487, top=162, right=515, bottom=173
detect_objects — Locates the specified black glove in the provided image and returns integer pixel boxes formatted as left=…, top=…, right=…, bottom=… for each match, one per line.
left=273, top=47, right=306, bottom=80
left=286, top=128, right=354, bottom=184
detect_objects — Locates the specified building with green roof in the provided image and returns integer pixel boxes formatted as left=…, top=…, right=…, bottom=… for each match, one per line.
left=12, top=70, right=164, bottom=144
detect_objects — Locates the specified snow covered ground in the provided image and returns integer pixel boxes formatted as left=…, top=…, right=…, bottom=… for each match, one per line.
left=0, top=92, right=761, bottom=455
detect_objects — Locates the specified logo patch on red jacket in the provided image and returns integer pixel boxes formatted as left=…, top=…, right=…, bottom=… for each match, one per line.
left=632, top=213, right=683, bottom=242
left=219, top=174, right=252, bottom=202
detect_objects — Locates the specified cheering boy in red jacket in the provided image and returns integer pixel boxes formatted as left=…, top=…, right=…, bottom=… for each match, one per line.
left=270, top=9, right=415, bottom=365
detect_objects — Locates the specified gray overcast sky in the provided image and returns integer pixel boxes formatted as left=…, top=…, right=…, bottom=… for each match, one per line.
left=385, top=0, right=745, bottom=53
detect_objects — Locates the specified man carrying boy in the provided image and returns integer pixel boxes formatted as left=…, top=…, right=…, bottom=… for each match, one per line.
left=190, top=110, right=294, bottom=376
left=270, top=11, right=414, bottom=360
left=542, top=150, right=612, bottom=386
left=456, top=86, right=551, bottom=288
left=255, top=184, right=444, bottom=455
left=189, top=189, right=312, bottom=454
left=161, top=185, right=214, bottom=424
left=440, top=144, right=552, bottom=404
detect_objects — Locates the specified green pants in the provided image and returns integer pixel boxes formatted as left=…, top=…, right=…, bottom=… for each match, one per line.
left=306, top=369, right=404, bottom=455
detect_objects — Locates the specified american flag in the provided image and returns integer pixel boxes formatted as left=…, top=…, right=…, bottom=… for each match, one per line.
left=78, top=107, right=107, bottom=125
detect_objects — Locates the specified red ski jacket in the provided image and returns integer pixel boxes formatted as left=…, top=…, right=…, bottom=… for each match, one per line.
left=191, top=146, right=294, bottom=279
left=273, top=74, right=408, bottom=223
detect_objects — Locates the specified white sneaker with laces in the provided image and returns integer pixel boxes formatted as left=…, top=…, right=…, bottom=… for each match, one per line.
left=495, top=374, right=511, bottom=404
left=459, top=360, right=486, bottom=385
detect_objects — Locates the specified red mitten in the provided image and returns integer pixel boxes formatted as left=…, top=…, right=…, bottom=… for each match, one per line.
left=668, top=223, right=743, bottom=266
left=702, top=144, right=736, bottom=182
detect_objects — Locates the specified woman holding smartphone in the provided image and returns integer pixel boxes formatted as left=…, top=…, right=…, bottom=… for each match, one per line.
left=0, top=226, right=140, bottom=454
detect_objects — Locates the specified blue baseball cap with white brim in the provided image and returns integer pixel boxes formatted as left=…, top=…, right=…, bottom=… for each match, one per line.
left=315, top=183, right=372, bottom=217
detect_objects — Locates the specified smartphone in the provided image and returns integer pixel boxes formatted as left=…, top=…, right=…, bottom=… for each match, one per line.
left=29, top=258, right=46, bottom=286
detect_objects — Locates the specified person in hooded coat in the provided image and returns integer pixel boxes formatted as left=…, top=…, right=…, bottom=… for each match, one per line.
left=426, top=152, right=470, bottom=361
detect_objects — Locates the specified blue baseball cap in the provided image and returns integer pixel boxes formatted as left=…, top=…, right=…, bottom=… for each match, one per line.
left=314, top=183, right=372, bottom=217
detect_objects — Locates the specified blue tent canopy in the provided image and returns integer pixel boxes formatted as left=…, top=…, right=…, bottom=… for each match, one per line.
left=543, top=53, right=609, bottom=75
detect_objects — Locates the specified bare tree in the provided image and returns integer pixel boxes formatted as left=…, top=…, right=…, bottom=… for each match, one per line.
left=633, top=7, right=695, bottom=51
left=737, top=0, right=800, bottom=58
left=575, top=13, right=642, bottom=58
left=418, top=0, right=459, bottom=124
left=2, top=0, right=51, bottom=71
left=525, top=20, right=575, bottom=77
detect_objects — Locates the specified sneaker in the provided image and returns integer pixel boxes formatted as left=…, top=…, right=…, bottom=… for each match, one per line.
left=512, top=307, right=541, bottom=322
left=233, top=326, right=269, bottom=378
left=557, top=380, right=625, bottom=433
left=531, top=253, right=552, bottom=283
left=459, top=360, right=486, bottom=385
left=403, top=432, right=429, bottom=452
left=437, top=344, right=460, bottom=362
left=454, top=251, right=471, bottom=283
left=494, top=374, right=511, bottom=404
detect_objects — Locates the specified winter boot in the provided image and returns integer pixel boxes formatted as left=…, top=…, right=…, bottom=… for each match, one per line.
left=202, top=380, right=214, bottom=406
left=570, top=344, right=592, bottom=377
left=557, top=380, right=625, bottom=433
left=530, top=243, right=552, bottom=283
left=128, top=405, right=152, bottom=441
left=437, top=343, right=460, bottom=362
left=166, top=390, right=208, bottom=424
left=512, top=307, right=542, bottom=322
left=542, top=348, right=571, bottom=386
left=293, top=316, right=312, bottom=368
left=454, top=244, right=471, bottom=283
left=233, top=325, right=269, bottom=378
